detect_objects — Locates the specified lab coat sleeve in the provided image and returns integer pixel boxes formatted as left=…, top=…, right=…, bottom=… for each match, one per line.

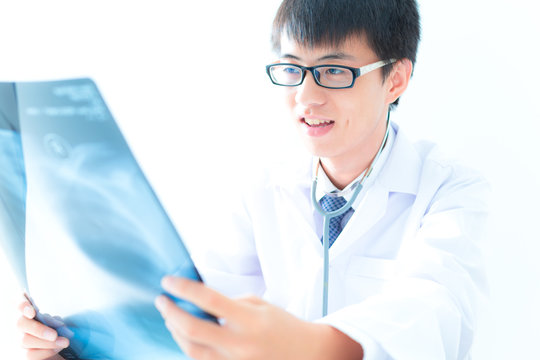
left=194, top=183, right=266, bottom=299
left=317, top=162, right=491, bottom=360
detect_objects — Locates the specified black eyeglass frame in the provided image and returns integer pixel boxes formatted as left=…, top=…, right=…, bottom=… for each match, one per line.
left=265, top=59, right=396, bottom=89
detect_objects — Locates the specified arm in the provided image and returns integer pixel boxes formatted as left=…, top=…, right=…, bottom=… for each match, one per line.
left=319, top=164, right=491, bottom=359
left=155, top=276, right=364, bottom=360
left=16, top=299, right=69, bottom=360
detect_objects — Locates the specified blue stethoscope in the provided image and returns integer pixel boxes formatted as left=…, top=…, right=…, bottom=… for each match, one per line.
left=311, top=114, right=391, bottom=316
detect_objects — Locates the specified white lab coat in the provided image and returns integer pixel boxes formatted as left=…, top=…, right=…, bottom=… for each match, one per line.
left=197, top=122, right=490, bottom=360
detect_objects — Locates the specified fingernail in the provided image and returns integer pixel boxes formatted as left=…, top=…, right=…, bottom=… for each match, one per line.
left=23, top=306, right=34, bottom=319
left=155, top=296, right=167, bottom=312
left=43, top=329, right=57, bottom=342
left=55, top=337, right=69, bottom=348
left=161, top=276, right=173, bottom=289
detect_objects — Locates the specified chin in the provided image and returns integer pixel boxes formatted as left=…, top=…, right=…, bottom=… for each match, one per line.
left=300, top=139, right=334, bottom=158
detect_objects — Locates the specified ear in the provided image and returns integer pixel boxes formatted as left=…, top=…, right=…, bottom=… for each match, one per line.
left=385, top=59, right=413, bottom=105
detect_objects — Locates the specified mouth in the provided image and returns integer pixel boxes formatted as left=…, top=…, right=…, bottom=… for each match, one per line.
left=301, top=117, right=335, bottom=127
left=299, top=116, right=336, bottom=137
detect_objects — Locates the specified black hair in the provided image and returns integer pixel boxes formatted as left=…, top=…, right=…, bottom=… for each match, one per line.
left=271, top=0, right=421, bottom=108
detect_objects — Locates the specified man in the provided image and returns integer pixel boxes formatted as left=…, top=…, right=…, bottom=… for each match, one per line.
left=18, top=0, right=489, bottom=359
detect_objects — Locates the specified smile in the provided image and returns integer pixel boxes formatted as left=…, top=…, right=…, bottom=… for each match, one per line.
left=300, top=117, right=335, bottom=137
left=302, top=118, right=335, bottom=127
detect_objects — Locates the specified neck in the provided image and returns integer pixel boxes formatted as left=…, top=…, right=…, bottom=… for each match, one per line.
left=320, top=118, right=388, bottom=190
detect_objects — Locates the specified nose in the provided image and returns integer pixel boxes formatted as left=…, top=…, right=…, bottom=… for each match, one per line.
left=294, top=70, right=326, bottom=107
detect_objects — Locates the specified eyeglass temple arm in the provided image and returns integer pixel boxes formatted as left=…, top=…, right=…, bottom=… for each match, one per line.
left=359, top=59, right=397, bottom=76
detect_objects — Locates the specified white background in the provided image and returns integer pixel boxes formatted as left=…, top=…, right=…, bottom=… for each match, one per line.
left=0, top=0, right=539, bottom=358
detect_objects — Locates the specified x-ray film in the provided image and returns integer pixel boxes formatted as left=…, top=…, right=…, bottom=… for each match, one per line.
left=0, top=78, right=216, bottom=360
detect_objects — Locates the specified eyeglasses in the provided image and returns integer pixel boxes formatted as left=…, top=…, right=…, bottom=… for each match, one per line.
left=265, top=59, right=396, bottom=89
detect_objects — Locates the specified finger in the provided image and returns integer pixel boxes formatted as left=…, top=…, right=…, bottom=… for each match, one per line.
left=26, top=348, right=62, bottom=360
left=22, top=333, right=69, bottom=350
left=17, top=316, right=58, bottom=342
left=18, top=300, right=36, bottom=319
left=237, top=295, right=264, bottom=306
left=173, top=333, right=225, bottom=360
left=161, top=276, right=238, bottom=319
left=155, top=295, right=229, bottom=347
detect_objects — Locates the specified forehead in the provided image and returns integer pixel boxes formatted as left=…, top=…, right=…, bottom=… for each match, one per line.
left=278, top=32, right=377, bottom=62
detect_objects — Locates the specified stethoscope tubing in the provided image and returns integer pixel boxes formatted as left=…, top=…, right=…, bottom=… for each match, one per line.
left=312, top=113, right=391, bottom=317
left=311, top=178, right=364, bottom=316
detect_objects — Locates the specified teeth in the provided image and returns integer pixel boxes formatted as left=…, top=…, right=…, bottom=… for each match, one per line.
left=304, top=118, right=332, bottom=126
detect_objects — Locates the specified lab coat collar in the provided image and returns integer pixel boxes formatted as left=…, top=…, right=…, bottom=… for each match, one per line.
left=326, top=123, right=423, bottom=258
left=267, top=122, right=423, bottom=259
left=311, top=123, right=397, bottom=205
left=269, top=121, right=422, bottom=197
left=376, top=122, right=422, bottom=195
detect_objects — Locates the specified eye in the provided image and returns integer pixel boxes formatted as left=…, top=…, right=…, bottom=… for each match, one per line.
left=282, top=66, right=301, bottom=75
left=326, top=67, right=344, bottom=75
left=316, top=66, right=353, bottom=87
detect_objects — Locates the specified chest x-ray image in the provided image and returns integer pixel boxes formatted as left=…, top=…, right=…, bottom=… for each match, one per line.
left=0, top=79, right=215, bottom=360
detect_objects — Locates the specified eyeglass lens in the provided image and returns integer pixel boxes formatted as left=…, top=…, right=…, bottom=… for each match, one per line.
left=269, top=65, right=354, bottom=88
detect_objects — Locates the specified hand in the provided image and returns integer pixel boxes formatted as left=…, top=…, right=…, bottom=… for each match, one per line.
left=155, top=277, right=364, bottom=360
left=17, top=298, right=69, bottom=360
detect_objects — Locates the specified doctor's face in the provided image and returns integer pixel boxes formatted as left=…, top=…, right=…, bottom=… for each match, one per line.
left=277, top=34, right=394, bottom=165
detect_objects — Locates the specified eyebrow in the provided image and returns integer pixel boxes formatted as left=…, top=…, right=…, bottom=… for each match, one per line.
left=280, top=52, right=357, bottom=62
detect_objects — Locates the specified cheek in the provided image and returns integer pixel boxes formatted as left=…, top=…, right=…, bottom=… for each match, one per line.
left=334, top=95, right=363, bottom=122
left=338, top=100, right=379, bottom=136
left=341, top=88, right=384, bottom=122
left=284, top=90, right=298, bottom=113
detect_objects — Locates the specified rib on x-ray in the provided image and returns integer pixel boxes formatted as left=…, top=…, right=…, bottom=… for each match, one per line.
left=0, top=79, right=215, bottom=360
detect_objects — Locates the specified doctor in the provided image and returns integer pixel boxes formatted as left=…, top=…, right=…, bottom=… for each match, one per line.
left=18, top=0, right=489, bottom=359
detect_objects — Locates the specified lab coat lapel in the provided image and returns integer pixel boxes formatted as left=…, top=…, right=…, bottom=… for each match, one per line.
left=280, top=184, right=321, bottom=248
left=273, top=158, right=322, bottom=252
left=328, top=124, right=422, bottom=260
left=329, top=182, right=389, bottom=260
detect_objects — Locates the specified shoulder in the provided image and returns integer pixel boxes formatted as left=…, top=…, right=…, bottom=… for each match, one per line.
left=409, top=133, right=491, bottom=214
left=383, top=124, right=491, bottom=211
